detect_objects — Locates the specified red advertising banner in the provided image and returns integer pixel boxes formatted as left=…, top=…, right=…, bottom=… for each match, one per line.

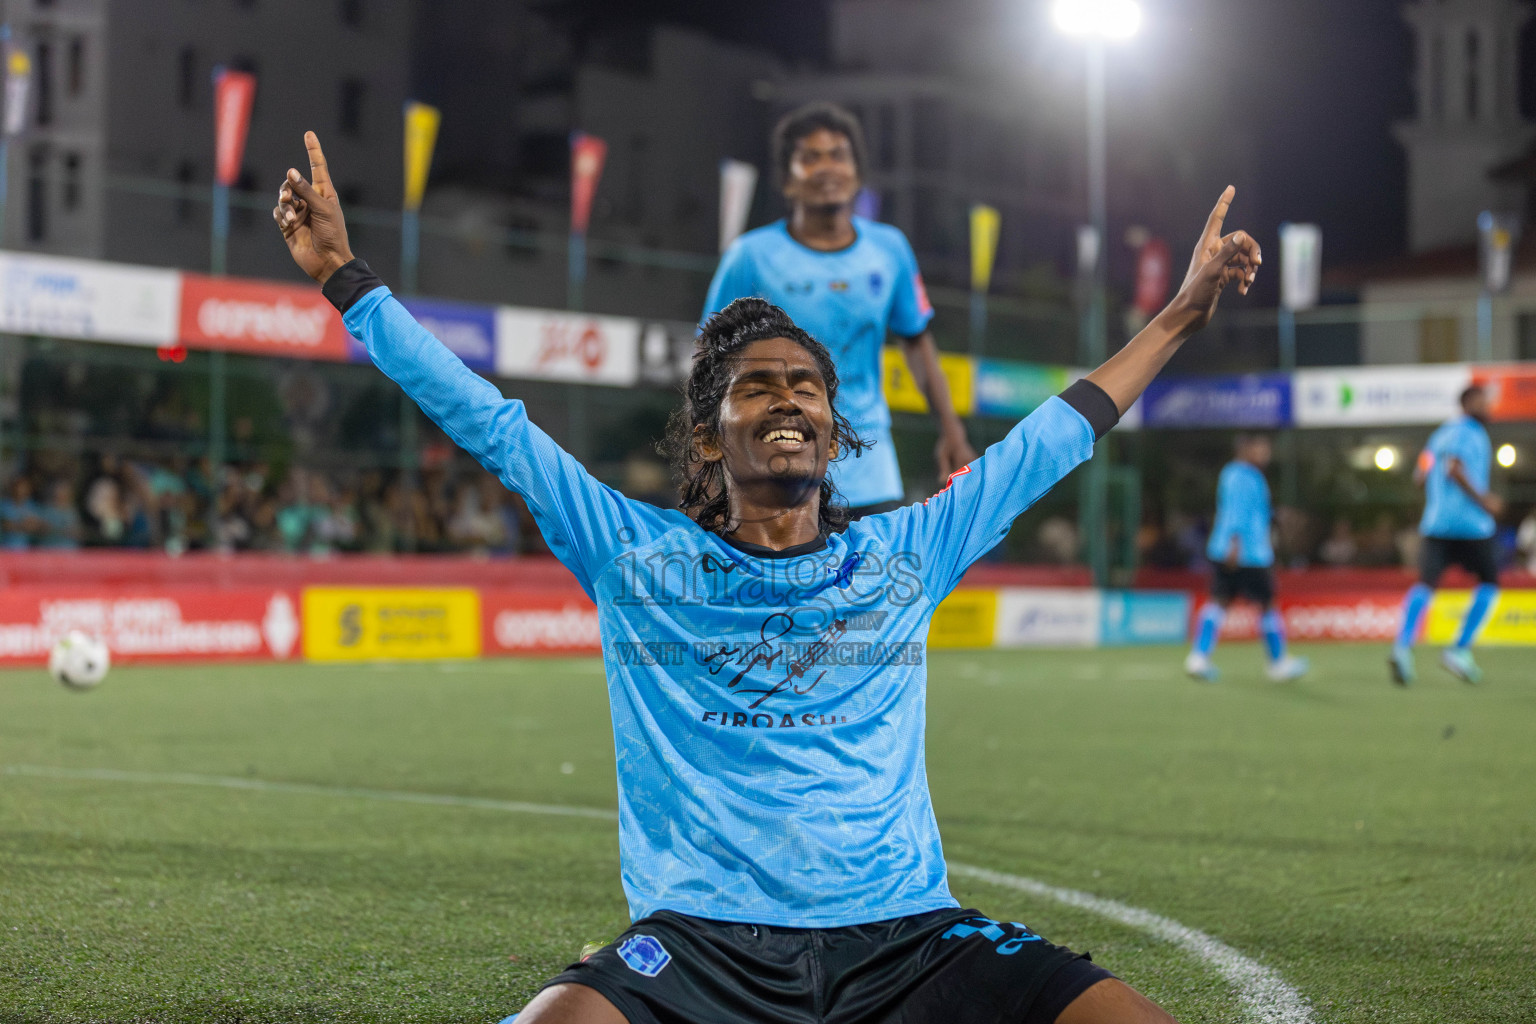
left=1133, top=238, right=1172, bottom=317
left=213, top=68, right=257, bottom=187
left=569, top=132, right=608, bottom=235
left=0, top=588, right=301, bottom=665
left=179, top=273, right=352, bottom=360
left=1471, top=365, right=1536, bottom=422
left=481, top=588, right=601, bottom=655
left=1201, top=591, right=1402, bottom=643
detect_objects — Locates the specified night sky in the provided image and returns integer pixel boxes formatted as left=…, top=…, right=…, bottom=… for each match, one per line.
left=442, top=1, right=1513, bottom=269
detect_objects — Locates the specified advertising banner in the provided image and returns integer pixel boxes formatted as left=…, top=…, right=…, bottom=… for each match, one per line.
left=1423, top=590, right=1536, bottom=646
left=494, top=307, right=641, bottom=386
left=179, top=273, right=352, bottom=360
left=1279, top=223, right=1323, bottom=312
left=928, top=589, right=998, bottom=649
left=302, top=587, right=481, bottom=661
left=719, top=159, right=758, bottom=253
left=1100, top=591, right=1190, bottom=646
left=1470, top=364, right=1536, bottom=422
left=973, top=360, right=1068, bottom=420
left=1293, top=365, right=1471, bottom=427
left=482, top=589, right=601, bottom=655
left=1213, top=592, right=1401, bottom=642
left=970, top=204, right=1001, bottom=293
left=403, top=101, right=441, bottom=212
left=344, top=296, right=495, bottom=371
left=995, top=588, right=1101, bottom=648
left=569, top=132, right=607, bottom=235
left=1142, top=373, right=1292, bottom=429
left=212, top=68, right=257, bottom=187
left=0, top=589, right=300, bottom=664
left=882, top=348, right=975, bottom=416
left=0, top=252, right=180, bottom=345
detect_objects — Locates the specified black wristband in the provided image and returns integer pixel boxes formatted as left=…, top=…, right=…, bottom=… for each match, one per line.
left=1059, top=378, right=1120, bottom=441
left=321, top=258, right=384, bottom=314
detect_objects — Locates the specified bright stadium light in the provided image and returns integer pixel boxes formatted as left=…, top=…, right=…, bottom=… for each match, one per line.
left=1374, top=446, right=1398, bottom=471
left=1497, top=443, right=1517, bottom=468
left=1052, top=0, right=1143, bottom=39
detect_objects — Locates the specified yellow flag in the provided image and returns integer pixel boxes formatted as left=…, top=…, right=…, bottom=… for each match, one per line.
left=970, top=204, right=1001, bottom=293
left=403, top=101, right=441, bottom=212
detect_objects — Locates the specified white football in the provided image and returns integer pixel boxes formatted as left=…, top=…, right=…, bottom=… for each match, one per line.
left=49, top=631, right=111, bottom=690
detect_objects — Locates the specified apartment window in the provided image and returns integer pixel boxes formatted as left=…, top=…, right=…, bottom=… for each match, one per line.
left=178, top=48, right=196, bottom=109
left=340, top=0, right=363, bottom=28
left=1518, top=312, right=1536, bottom=360
left=26, top=146, right=47, bottom=241
left=175, top=160, right=196, bottom=222
left=62, top=152, right=80, bottom=210
left=34, top=41, right=52, bottom=126
left=1467, top=31, right=1480, bottom=120
left=338, top=78, right=365, bottom=136
left=67, top=37, right=84, bottom=97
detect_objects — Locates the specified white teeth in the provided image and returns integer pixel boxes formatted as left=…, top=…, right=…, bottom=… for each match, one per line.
left=764, top=429, right=805, bottom=443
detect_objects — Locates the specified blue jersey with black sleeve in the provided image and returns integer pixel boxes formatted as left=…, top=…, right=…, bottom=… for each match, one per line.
left=704, top=217, right=934, bottom=508
left=1420, top=414, right=1494, bottom=540
left=331, top=260, right=1109, bottom=929
left=1205, top=460, right=1273, bottom=568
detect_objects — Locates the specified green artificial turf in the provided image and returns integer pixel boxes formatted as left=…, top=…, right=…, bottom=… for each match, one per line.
left=1, top=646, right=1532, bottom=1022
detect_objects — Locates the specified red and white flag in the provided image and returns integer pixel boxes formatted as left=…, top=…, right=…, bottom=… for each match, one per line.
left=213, top=68, right=257, bottom=187
left=569, top=132, right=607, bottom=235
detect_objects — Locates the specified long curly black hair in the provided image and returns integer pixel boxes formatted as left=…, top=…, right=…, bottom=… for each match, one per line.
left=660, top=297, right=869, bottom=536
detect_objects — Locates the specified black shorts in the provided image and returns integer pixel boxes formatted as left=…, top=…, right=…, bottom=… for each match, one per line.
left=1419, top=536, right=1499, bottom=587
left=541, top=907, right=1113, bottom=1024
left=1211, top=565, right=1275, bottom=608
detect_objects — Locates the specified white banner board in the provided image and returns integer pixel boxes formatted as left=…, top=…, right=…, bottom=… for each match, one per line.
left=995, top=588, right=1102, bottom=648
left=0, top=251, right=180, bottom=346
left=494, top=307, right=641, bottom=387
left=1294, top=365, right=1471, bottom=427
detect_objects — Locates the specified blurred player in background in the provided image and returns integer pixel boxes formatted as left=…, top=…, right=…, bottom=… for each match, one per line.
left=1184, top=434, right=1308, bottom=683
left=704, top=102, right=976, bottom=517
left=277, top=130, right=1263, bottom=1023
left=1390, top=386, right=1504, bottom=685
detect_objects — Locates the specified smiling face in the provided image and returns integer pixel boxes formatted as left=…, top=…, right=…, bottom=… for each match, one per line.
left=698, top=336, right=838, bottom=511
left=783, top=127, right=861, bottom=212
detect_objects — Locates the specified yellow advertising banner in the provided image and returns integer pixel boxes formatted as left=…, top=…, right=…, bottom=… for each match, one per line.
left=883, top=347, right=975, bottom=416
left=403, top=101, right=441, bottom=212
left=303, top=587, right=481, bottom=661
left=928, top=589, right=997, bottom=649
left=970, top=204, right=1001, bottom=293
left=1423, top=589, right=1536, bottom=646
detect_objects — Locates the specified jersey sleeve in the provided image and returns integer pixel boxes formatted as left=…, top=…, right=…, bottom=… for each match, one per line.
left=886, top=227, right=935, bottom=339
left=1209, top=467, right=1239, bottom=558
left=702, top=239, right=760, bottom=322
left=329, top=262, right=664, bottom=597
left=880, top=381, right=1112, bottom=601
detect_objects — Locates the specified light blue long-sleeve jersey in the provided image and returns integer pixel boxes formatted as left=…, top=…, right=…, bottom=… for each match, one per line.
left=344, top=285, right=1096, bottom=928
left=1205, top=460, right=1274, bottom=568
left=1420, top=415, right=1494, bottom=540
left=704, top=218, right=934, bottom=508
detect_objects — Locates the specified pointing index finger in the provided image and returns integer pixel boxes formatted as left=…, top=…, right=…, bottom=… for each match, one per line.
left=1204, top=185, right=1236, bottom=238
left=304, top=131, right=333, bottom=196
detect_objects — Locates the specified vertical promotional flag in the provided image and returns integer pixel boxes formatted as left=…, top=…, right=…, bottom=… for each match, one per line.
left=400, top=101, right=440, bottom=294
left=969, top=204, right=1001, bottom=293
left=1279, top=222, right=1323, bottom=312
left=1131, top=237, right=1172, bottom=317
left=718, top=158, right=758, bottom=252
left=212, top=68, right=257, bottom=188
left=402, top=101, right=440, bottom=212
left=1076, top=225, right=1101, bottom=283
left=1477, top=211, right=1521, bottom=295
left=568, top=132, right=607, bottom=310
left=4, top=45, right=30, bottom=137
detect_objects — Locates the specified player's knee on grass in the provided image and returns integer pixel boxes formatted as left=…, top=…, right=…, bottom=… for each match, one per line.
left=1053, top=978, right=1177, bottom=1024
left=514, top=982, right=628, bottom=1024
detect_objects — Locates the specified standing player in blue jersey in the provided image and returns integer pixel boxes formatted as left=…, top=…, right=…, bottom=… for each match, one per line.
left=1184, top=434, right=1308, bottom=683
left=1390, top=386, right=1505, bottom=685
left=704, top=102, right=977, bottom=516
left=277, top=132, right=1261, bottom=1024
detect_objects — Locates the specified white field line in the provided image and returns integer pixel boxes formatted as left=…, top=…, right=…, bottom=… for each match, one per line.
left=948, top=863, right=1314, bottom=1024
left=5, top=764, right=1311, bottom=1022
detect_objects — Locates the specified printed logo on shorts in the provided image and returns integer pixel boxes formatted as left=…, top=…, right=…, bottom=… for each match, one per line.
left=617, top=934, right=671, bottom=977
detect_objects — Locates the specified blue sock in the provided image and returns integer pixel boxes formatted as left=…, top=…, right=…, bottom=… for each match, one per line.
left=1454, top=584, right=1498, bottom=650
left=1396, top=584, right=1432, bottom=649
left=1193, top=603, right=1224, bottom=657
left=1261, top=609, right=1286, bottom=662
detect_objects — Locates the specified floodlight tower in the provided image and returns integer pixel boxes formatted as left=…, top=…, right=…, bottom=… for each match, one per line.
left=1053, top=0, right=1141, bottom=587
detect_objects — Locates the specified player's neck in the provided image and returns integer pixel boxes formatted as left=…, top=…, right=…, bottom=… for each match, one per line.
left=788, top=204, right=857, bottom=252
left=721, top=492, right=824, bottom=551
